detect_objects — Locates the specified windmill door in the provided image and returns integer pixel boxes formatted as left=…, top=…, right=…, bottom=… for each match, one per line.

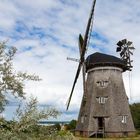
left=97, top=117, right=104, bottom=130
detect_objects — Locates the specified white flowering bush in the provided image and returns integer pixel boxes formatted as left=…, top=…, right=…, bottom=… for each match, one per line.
left=0, top=97, right=75, bottom=140
left=0, top=41, right=76, bottom=140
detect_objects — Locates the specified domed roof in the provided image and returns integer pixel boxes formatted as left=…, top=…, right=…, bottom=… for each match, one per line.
left=86, top=52, right=127, bottom=71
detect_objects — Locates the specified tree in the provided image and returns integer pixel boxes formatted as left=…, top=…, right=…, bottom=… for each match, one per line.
left=68, top=120, right=77, bottom=130
left=0, top=41, right=40, bottom=112
left=66, top=120, right=77, bottom=130
left=54, top=123, right=61, bottom=131
left=13, top=97, right=60, bottom=133
left=0, top=97, right=60, bottom=139
left=130, top=103, right=140, bottom=130
left=0, top=41, right=75, bottom=140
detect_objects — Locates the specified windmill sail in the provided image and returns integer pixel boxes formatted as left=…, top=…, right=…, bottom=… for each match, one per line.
left=78, top=34, right=86, bottom=98
left=66, top=0, right=97, bottom=110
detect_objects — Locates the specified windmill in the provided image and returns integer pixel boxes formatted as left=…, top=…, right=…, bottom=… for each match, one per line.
left=66, top=0, right=135, bottom=138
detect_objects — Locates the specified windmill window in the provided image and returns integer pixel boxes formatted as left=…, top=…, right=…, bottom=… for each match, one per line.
left=121, top=115, right=127, bottom=124
left=81, top=116, right=84, bottom=123
left=96, top=80, right=109, bottom=88
left=96, top=97, right=108, bottom=104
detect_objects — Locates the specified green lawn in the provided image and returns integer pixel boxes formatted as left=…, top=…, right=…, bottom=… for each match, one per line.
left=76, top=135, right=140, bottom=140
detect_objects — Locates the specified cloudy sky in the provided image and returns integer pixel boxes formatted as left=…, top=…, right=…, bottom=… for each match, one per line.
left=1, top=0, right=140, bottom=121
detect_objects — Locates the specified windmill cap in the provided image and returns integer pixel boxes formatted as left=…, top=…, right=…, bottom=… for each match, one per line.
left=86, top=52, right=128, bottom=72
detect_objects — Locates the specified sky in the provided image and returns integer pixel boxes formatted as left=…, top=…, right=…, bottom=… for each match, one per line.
left=0, top=0, right=140, bottom=121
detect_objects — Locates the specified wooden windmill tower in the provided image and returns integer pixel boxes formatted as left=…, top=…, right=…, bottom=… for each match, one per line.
left=66, top=0, right=135, bottom=138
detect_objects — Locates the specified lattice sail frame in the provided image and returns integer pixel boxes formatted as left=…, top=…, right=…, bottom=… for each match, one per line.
left=116, top=39, right=135, bottom=71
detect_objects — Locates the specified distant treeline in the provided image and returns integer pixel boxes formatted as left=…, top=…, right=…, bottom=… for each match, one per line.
left=130, top=103, right=140, bottom=131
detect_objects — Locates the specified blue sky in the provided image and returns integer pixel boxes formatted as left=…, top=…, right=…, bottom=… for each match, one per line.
left=0, top=0, right=140, bottom=121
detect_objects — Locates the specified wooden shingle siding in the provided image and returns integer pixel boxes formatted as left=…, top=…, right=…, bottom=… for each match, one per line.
left=75, top=53, right=135, bottom=138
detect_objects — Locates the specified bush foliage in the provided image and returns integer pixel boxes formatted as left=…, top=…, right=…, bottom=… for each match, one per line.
left=0, top=97, right=75, bottom=140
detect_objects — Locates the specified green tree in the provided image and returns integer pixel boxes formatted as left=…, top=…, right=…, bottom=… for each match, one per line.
left=69, top=120, right=77, bottom=130
left=0, top=41, right=40, bottom=112
left=130, top=103, right=140, bottom=130
left=66, top=120, right=77, bottom=130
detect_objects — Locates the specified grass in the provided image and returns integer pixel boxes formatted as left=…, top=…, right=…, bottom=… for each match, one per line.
left=76, top=135, right=140, bottom=140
